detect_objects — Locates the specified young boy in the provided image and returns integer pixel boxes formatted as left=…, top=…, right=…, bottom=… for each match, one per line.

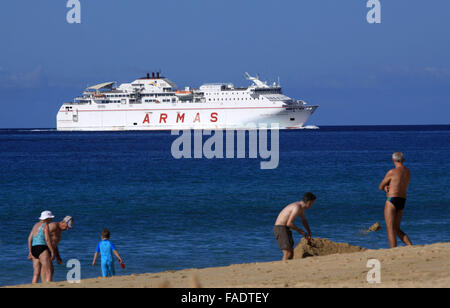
left=92, top=229, right=123, bottom=277
left=274, top=192, right=316, bottom=261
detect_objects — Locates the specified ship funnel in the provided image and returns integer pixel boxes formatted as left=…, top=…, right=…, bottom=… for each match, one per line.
left=157, top=72, right=160, bottom=78
left=152, top=72, right=155, bottom=78
left=146, top=73, right=150, bottom=79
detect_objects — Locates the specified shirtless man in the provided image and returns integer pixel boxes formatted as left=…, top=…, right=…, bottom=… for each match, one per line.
left=48, top=216, right=74, bottom=275
left=379, top=152, right=412, bottom=248
left=274, top=192, right=316, bottom=261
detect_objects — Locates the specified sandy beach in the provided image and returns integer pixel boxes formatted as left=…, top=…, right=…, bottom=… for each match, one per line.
left=6, top=241, right=450, bottom=288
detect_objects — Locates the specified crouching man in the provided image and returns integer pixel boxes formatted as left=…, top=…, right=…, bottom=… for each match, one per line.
left=274, top=192, right=316, bottom=261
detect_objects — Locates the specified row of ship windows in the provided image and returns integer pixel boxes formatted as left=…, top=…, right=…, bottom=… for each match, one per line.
left=95, top=100, right=123, bottom=104
left=95, top=93, right=174, bottom=98
left=208, top=97, right=259, bottom=101
left=95, top=98, right=256, bottom=103
left=142, top=94, right=173, bottom=97
left=144, top=99, right=173, bottom=103
left=92, top=99, right=172, bottom=103
left=102, top=94, right=128, bottom=98
left=206, top=92, right=248, bottom=96
left=205, top=91, right=276, bottom=95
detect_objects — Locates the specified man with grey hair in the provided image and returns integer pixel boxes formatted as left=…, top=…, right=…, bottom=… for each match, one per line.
left=48, top=216, right=74, bottom=274
left=379, top=152, right=413, bottom=248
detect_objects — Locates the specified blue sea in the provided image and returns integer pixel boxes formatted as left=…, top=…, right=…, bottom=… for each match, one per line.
left=0, top=125, right=449, bottom=286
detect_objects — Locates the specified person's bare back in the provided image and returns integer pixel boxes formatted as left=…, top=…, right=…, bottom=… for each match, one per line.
left=379, top=166, right=410, bottom=198
left=274, top=202, right=304, bottom=226
left=48, top=223, right=62, bottom=245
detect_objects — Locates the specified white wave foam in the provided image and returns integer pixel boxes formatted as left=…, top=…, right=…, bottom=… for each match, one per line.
left=300, top=125, right=320, bottom=130
left=18, top=129, right=56, bottom=132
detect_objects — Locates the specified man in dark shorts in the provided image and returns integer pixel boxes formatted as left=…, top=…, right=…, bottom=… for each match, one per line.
left=274, top=192, right=316, bottom=261
left=379, top=152, right=413, bottom=248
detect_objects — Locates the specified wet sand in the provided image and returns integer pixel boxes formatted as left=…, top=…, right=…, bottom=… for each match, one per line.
left=6, top=242, right=450, bottom=288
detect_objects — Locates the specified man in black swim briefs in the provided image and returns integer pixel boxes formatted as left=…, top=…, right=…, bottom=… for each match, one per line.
left=379, top=152, right=413, bottom=248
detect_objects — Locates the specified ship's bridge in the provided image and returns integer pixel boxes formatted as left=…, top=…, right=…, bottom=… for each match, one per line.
left=199, top=83, right=234, bottom=92
left=261, top=93, right=291, bottom=102
left=119, top=72, right=176, bottom=93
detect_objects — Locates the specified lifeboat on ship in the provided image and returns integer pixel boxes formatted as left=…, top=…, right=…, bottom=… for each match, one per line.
left=175, top=90, right=193, bottom=100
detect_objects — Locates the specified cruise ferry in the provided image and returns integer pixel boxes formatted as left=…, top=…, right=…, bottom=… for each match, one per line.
left=56, top=72, right=318, bottom=131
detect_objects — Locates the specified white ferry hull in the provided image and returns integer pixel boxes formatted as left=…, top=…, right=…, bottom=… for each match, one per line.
left=57, top=72, right=318, bottom=131
left=57, top=102, right=317, bottom=131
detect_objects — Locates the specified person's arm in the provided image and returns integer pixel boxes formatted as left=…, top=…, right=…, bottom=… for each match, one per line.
left=300, top=211, right=312, bottom=239
left=92, top=243, right=100, bottom=265
left=286, top=206, right=306, bottom=235
left=379, top=170, right=392, bottom=192
left=92, top=252, right=99, bottom=266
left=27, top=229, right=34, bottom=260
left=53, top=245, right=62, bottom=264
left=43, top=224, right=55, bottom=261
left=113, top=250, right=123, bottom=264
left=49, top=225, right=62, bottom=264
left=110, top=242, right=122, bottom=263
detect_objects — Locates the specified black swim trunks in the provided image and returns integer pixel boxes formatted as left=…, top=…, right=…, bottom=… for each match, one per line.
left=273, top=225, right=294, bottom=250
left=31, top=245, right=49, bottom=259
left=387, top=197, right=406, bottom=211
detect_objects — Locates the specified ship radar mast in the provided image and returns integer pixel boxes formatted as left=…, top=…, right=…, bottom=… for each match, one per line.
left=244, top=72, right=270, bottom=88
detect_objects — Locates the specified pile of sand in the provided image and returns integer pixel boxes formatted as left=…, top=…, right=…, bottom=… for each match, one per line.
left=294, top=238, right=366, bottom=259
left=368, top=222, right=382, bottom=232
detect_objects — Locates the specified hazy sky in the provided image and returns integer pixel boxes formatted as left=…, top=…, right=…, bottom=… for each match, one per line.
left=0, top=0, right=449, bottom=128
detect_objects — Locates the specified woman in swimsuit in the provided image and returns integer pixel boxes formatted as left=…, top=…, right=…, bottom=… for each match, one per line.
left=27, top=211, right=56, bottom=283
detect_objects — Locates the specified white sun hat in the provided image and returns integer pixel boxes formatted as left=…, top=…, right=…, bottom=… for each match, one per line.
left=39, top=210, right=55, bottom=220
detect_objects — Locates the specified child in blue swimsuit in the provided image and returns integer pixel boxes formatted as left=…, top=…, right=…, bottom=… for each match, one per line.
left=92, top=229, right=123, bottom=277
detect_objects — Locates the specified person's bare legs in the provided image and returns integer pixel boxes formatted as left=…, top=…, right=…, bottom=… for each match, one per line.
left=31, top=258, right=41, bottom=284
left=384, top=202, right=397, bottom=248
left=394, top=210, right=412, bottom=246
left=39, top=250, right=52, bottom=282
left=282, top=249, right=293, bottom=261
